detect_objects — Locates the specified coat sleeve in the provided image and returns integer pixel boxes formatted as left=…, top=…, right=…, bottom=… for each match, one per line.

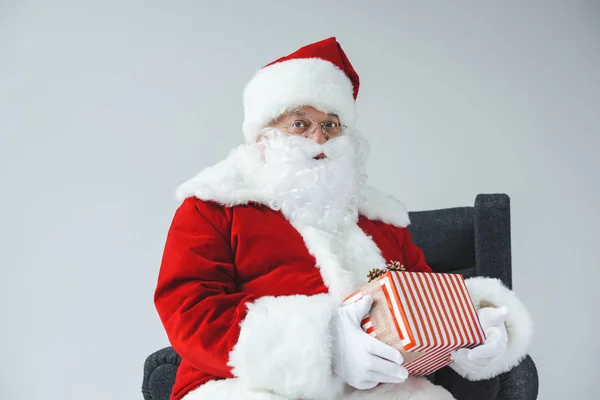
left=154, top=198, right=256, bottom=378
left=154, top=198, right=343, bottom=400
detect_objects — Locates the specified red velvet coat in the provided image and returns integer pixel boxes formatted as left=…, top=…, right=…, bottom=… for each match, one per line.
left=155, top=197, right=433, bottom=400
left=154, top=146, right=533, bottom=400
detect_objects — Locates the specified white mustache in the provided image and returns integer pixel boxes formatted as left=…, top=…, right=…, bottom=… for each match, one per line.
left=260, top=129, right=359, bottom=161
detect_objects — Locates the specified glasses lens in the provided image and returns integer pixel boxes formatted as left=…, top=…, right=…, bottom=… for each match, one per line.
left=324, top=122, right=341, bottom=137
left=286, top=119, right=342, bottom=137
left=289, top=120, right=310, bottom=135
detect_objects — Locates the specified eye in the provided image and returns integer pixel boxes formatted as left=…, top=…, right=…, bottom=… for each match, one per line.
left=292, top=120, right=307, bottom=128
left=325, top=121, right=339, bottom=128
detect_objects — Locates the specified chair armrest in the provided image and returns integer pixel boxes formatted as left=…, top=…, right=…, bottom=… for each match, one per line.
left=142, top=347, right=181, bottom=400
left=433, top=355, right=538, bottom=400
left=497, top=355, right=539, bottom=400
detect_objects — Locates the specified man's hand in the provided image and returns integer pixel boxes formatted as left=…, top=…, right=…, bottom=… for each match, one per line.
left=332, top=295, right=408, bottom=390
left=451, top=306, right=509, bottom=376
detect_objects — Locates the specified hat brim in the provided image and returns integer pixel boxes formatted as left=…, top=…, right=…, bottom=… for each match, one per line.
left=242, top=58, right=357, bottom=143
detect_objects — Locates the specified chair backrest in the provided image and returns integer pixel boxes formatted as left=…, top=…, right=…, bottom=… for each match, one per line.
left=408, top=193, right=512, bottom=288
left=409, top=206, right=476, bottom=275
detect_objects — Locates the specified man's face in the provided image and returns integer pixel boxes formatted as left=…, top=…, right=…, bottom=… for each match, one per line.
left=256, top=110, right=366, bottom=230
left=272, top=106, right=342, bottom=149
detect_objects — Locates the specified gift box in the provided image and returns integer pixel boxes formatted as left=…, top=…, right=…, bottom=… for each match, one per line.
left=344, top=270, right=486, bottom=376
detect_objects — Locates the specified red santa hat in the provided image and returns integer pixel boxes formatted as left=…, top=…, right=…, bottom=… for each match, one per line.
left=242, top=37, right=360, bottom=143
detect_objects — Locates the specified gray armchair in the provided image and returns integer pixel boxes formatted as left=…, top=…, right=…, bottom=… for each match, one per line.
left=143, top=194, right=538, bottom=400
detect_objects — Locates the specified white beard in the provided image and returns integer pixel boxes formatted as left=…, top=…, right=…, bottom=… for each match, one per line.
left=256, top=128, right=369, bottom=232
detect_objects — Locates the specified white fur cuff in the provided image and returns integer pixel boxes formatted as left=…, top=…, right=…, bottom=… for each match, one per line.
left=228, top=294, right=344, bottom=400
left=451, top=277, right=534, bottom=380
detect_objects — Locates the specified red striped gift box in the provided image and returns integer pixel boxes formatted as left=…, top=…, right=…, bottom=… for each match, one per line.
left=344, top=271, right=486, bottom=376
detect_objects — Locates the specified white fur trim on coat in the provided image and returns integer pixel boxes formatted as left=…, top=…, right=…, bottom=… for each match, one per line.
left=242, top=58, right=357, bottom=143
left=228, top=294, right=344, bottom=400
left=175, top=144, right=410, bottom=227
left=450, top=277, right=534, bottom=380
left=182, top=377, right=455, bottom=400
left=359, top=186, right=411, bottom=228
left=294, top=222, right=393, bottom=302
left=181, top=377, right=289, bottom=400
left=345, top=378, right=456, bottom=400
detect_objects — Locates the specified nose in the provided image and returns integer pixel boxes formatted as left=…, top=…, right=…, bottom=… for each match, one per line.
left=308, top=125, right=327, bottom=144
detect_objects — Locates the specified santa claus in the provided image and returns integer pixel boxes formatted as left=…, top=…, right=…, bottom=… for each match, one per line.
left=154, top=37, right=533, bottom=400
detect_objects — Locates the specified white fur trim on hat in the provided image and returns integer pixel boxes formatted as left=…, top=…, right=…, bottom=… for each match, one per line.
left=242, top=58, right=357, bottom=143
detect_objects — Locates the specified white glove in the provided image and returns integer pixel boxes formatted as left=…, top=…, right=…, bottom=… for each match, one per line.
left=332, top=295, right=409, bottom=390
left=450, top=306, right=509, bottom=376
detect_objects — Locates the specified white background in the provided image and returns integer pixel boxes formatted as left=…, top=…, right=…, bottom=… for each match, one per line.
left=1, top=1, right=599, bottom=399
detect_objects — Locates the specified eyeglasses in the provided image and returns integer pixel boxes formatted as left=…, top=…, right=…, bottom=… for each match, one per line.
left=273, top=115, right=345, bottom=139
